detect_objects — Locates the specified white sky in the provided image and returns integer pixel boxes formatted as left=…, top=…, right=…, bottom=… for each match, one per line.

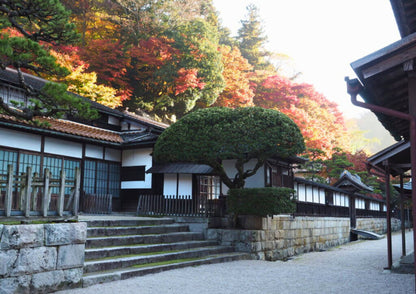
left=212, top=0, right=401, bottom=119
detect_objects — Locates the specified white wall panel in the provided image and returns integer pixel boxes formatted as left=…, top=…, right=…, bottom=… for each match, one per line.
left=178, top=174, right=192, bottom=195
left=85, top=144, right=103, bottom=159
left=121, top=148, right=152, bottom=189
left=44, top=137, right=82, bottom=158
left=0, top=127, right=41, bottom=152
left=163, top=174, right=177, bottom=195
left=122, top=148, right=152, bottom=167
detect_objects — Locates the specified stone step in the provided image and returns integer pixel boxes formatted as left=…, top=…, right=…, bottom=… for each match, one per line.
left=82, top=252, right=251, bottom=287
left=85, top=240, right=219, bottom=260
left=84, top=245, right=235, bottom=273
left=81, top=218, right=175, bottom=228
left=86, top=223, right=190, bottom=237
left=86, top=231, right=205, bottom=248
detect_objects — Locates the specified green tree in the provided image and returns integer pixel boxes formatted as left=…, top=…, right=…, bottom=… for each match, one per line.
left=236, top=4, right=272, bottom=71
left=125, top=19, right=225, bottom=121
left=0, top=0, right=97, bottom=120
left=153, top=107, right=305, bottom=188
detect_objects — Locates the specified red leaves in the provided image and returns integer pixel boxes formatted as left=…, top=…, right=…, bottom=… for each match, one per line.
left=254, top=74, right=347, bottom=158
left=174, top=68, right=205, bottom=95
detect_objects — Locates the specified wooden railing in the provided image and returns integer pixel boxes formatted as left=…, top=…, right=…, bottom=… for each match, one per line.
left=81, top=193, right=112, bottom=214
left=137, top=194, right=225, bottom=217
left=0, top=164, right=80, bottom=219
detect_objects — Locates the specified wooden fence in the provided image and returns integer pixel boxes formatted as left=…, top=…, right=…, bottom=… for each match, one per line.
left=0, top=164, right=80, bottom=219
left=81, top=193, right=112, bottom=214
left=137, top=194, right=225, bottom=217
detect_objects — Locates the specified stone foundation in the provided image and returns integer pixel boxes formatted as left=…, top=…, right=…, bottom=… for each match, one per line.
left=0, top=222, right=87, bottom=294
left=207, top=216, right=399, bottom=261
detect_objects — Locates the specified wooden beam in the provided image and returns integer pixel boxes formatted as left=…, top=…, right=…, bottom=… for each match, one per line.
left=362, top=45, right=416, bottom=79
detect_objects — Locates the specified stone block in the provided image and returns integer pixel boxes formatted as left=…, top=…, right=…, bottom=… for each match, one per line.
left=0, top=275, right=31, bottom=294
left=45, top=223, right=87, bottom=246
left=63, top=268, right=83, bottom=285
left=235, top=241, right=251, bottom=252
left=12, top=247, right=56, bottom=275
left=206, top=229, right=218, bottom=240
left=1, top=225, right=44, bottom=250
left=0, top=249, right=18, bottom=276
left=31, top=270, right=64, bottom=293
left=57, top=244, right=85, bottom=269
left=222, top=230, right=240, bottom=243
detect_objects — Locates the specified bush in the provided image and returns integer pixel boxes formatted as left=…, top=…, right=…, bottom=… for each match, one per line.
left=227, top=187, right=296, bottom=217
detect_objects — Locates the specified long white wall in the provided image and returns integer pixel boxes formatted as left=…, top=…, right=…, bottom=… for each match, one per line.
left=121, top=148, right=152, bottom=189
left=44, top=137, right=82, bottom=158
left=0, top=127, right=41, bottom=152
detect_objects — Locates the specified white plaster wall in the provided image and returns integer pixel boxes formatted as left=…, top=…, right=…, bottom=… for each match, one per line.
left=319, top=189, right=326, bottom=204
left=178, top=174, right=192, bottom=195
left=0, top=127, right=41, bottom=152
left=85, top=144, right=103, bottom=159
left=306, top=186, right=313, bottom=202
left=296, top=184, right=306, bottom=201
left=44, top=137, right=82, bottom=158
left=105, top=148, right=121, bottom=162
left=163, top=174, right=177, bottom=195
left=121, top=148, right=152, bottom=189
left=163, top=174, right=193, bottom=196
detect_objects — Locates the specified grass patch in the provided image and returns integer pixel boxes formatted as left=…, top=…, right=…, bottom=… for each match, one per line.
left=132, top=257, right=204, bottom=268
left=88, top=250, right=182, bottom=261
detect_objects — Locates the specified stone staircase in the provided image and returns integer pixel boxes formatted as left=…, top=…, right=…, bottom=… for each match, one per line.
left=81, top=218, right=250, bottom=287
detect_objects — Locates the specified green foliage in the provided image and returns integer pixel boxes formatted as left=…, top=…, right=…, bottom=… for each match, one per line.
left=0, top=0, right=97, bottom=121
left=227, top=187, right=297, bottom=217
left=154, top=107, right=305, bottom=188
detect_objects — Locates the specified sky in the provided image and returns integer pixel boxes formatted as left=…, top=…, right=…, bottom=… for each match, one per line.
left=212, top=0, right=401, bottom=119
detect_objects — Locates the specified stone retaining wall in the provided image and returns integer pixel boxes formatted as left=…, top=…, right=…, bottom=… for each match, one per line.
left=0, top=222, right=87, bottom=294
left=356, top=217, right=400, bottom=235
left=207, top=216, right=399, bottom=261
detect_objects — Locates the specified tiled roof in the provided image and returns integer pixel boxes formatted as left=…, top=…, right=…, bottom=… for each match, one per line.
left=40, top=117, right=123, bottom=143
left=0, top=113, right=123, bottom=143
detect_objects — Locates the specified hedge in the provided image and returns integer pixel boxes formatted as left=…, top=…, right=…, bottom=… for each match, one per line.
left=226, top=187, right=296, bottom=217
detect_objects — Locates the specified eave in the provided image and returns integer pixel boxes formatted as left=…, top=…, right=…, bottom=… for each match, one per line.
left=349, top=32, right=416, bottom=140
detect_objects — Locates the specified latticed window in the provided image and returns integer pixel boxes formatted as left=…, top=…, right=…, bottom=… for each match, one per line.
left=0, top=84, right=29, bottom=106
left=44, top=156, right=80, bottom=194
left=198, top=175, right=220, bottom=200
left=19, top=153, right=41, bottom=175
left=83, top=160, right=120, bottom=197
left=0, top=149, right=18, bottom=175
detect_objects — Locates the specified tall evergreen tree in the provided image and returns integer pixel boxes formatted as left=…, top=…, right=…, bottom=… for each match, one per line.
left=236, top=4, right=272, bottom=71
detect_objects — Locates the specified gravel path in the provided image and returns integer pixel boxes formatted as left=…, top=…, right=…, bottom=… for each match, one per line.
left=55, top=231, right=415, bottom=294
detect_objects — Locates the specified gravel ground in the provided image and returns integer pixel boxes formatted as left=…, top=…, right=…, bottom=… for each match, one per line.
left=55, top=231, right=415, bottom=294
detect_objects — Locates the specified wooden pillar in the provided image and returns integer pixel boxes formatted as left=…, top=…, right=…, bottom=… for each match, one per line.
left=407, top=68, right=416, bottom=280
left=400, top=174, right=406, bottom=257
left=349, top=194, right=357, bottom=241
left=384, top=162, right=393, bottom=269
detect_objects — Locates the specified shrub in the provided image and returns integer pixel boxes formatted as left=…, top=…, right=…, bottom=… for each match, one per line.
left=226, top=187, right=296, bottom=218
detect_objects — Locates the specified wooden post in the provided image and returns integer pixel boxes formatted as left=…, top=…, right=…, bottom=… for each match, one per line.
left=24, top=167, right=32, bottom=217
left=31, top=172, right=39, bottom=211
left=73, top=167, right=80, bottom=216
left=5, top=164, right=13, bottom=217
left=42, top=168, right=50, bottom=217
left=57, top=170, right=66, bottom=217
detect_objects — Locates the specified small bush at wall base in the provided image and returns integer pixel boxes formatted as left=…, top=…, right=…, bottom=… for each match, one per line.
left=227, top=187, right=296, bottom=217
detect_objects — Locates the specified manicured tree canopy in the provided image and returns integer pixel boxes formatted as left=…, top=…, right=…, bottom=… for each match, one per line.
left=153, top=107, right=305, bottom=188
